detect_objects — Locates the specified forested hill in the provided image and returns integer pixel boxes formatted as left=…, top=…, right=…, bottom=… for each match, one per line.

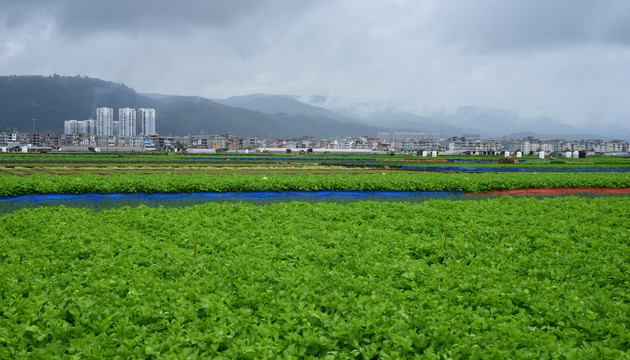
left=0, top=75, right=381, bottom=137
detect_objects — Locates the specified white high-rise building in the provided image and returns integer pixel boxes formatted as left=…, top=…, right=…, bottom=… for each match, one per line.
left=138, top=108, right=156, bottom=136
left=84, top=119, right=97, bottom=135
left=113, top=121, right=120, bottom=137
left=96, top=108, right=114, bottom=136
left=64, top=119, right=97, bottom=135
left=118, top=108, right=136, bottom=137
left=64, top=120, right=78, bottom=135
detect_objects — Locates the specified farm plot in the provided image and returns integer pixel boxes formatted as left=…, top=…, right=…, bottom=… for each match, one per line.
left=1, top=197, right=629, bottom=358
left=1, top=172, right=630, bottom=196
left=2, top=154, right=630, bottom=176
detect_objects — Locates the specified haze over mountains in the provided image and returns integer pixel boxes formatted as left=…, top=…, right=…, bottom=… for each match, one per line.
left=0, top=75, right=383, bottom=138
left=0, top=75, right=627, bottom=140
left=217, top=93, right=629, bottom=140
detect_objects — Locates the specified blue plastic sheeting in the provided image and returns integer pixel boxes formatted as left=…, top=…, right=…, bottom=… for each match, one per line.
left=333, top=191, right=370, bottom=199
left=287, top=191, right=334, bottom=199
left=374, top=191, right=419, bottom=198
left=86, top=193, right=135, bottom=203
left=140, top=192, right=190, bottom=201
left=182, top=158, right=376, bottom=162
left=416, top=191, right=463, bottom=198
left=447, top=160, right=496, bottom=163
left=0, top=190, right=467, bottom=205
left=32, top=194, right=86, bottom=204
left=238, top=191, right=285, bottom=200
left=444, top=159, right=528, bottom=163
left=402, top=166, right=630, bottom=172
left=0, top=194, right=36, bottom=203
left=185, top=192, right=240, bottom=200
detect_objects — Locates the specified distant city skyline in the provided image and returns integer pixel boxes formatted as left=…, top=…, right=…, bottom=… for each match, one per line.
left=90, top=107, right=155, bottom=137
left=3, top=128, right=628, bottom=155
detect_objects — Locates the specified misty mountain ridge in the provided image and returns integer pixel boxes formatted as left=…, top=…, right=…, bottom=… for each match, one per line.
left=364, top=110, right=479, bottom=137
left=211, top=94, right=628, bottom=140
left=442, top=107, right=589, bottom=138
left=215, top=94, right=337, bottom=118
left=138, top=89, right=629, bottom=141
left=214, top=94, right=368, bottom=126
left=1, top=75, right=627, bottom=140
left=438, top=107, right=629, bottom=140
left=303, top=98, right=629, bottom=140
left=0, top=75, right=381, bottom=138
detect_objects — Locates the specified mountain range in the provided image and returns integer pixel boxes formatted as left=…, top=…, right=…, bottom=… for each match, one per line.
left=0, top=75, right=627, bottom=140
left=0, top=75, right=383, bottom=138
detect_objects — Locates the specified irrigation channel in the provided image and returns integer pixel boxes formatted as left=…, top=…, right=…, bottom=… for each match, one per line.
left=2, top=188, right=630, bottom=213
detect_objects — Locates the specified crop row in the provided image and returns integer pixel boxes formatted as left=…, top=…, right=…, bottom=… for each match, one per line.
left=1, top=173, right=630, bottom=196
left=2, top=153, right=630, bottom=165
left=1, top=197, right=629, bottom=358
left=332, top=160, right=630, bottom=169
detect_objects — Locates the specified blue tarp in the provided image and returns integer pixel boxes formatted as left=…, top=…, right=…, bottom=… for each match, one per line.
left=32, top=194, right=86, bottom=204
left=446, top=159, right=503, bottom=163
left=287, top=191, right=333, bottom=199
left=402, top=166, right=630, bottom=172
left=185, top=192, right=240, bottom=200
left=140, top=192, right=189, bottom=201
left=238, top=191, right=285, bottom=200
left=86, top=193, right=135, bottom=203
left=373, top=191, right=418, bottom=198
left=182, top=158, right=377, bottom=162
left=0, top=190, right=467, bottom=205
left=333, top=191, right=370, bottom=199
left=0, top=194, right=35, bottom=203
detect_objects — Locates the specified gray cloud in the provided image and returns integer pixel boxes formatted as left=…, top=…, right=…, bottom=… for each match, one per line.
left=421, top=0, right=630, bottom=51
left=1, top=0, right=629, bottom=131
left=1, top=0, right=314, bottom=34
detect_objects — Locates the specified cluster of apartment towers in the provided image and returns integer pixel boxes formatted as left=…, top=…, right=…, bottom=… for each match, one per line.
left=64, top=107, right=156, bottom=137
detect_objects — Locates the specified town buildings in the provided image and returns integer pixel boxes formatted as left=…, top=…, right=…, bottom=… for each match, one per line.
left=138, top=108, right=156, bottom=136
left=64, top=119, right=97, bottom=136
left=96, top=107, right=114, bottom=137
left=1, top=112, right=629, bottom=154
left=118, top=108, right=136, bottom=137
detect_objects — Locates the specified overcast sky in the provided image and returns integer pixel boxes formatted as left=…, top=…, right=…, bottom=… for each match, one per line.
left=1, top=0, right=629, bottom=128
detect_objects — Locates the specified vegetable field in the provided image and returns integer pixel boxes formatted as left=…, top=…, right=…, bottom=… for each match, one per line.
left=2, top=153, right=630, bottom=176
left=1, top=198, right=629, bottom=358
left=1, top=172, right=630, bottom=197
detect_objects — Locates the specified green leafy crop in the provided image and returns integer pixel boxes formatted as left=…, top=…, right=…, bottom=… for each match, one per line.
left=1, top=172, right=630, bottom=196
left=1, top=197, right=629, bottom=358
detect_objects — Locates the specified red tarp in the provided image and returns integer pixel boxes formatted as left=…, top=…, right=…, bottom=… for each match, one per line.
left=465, top=187, right=630, bottom=197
